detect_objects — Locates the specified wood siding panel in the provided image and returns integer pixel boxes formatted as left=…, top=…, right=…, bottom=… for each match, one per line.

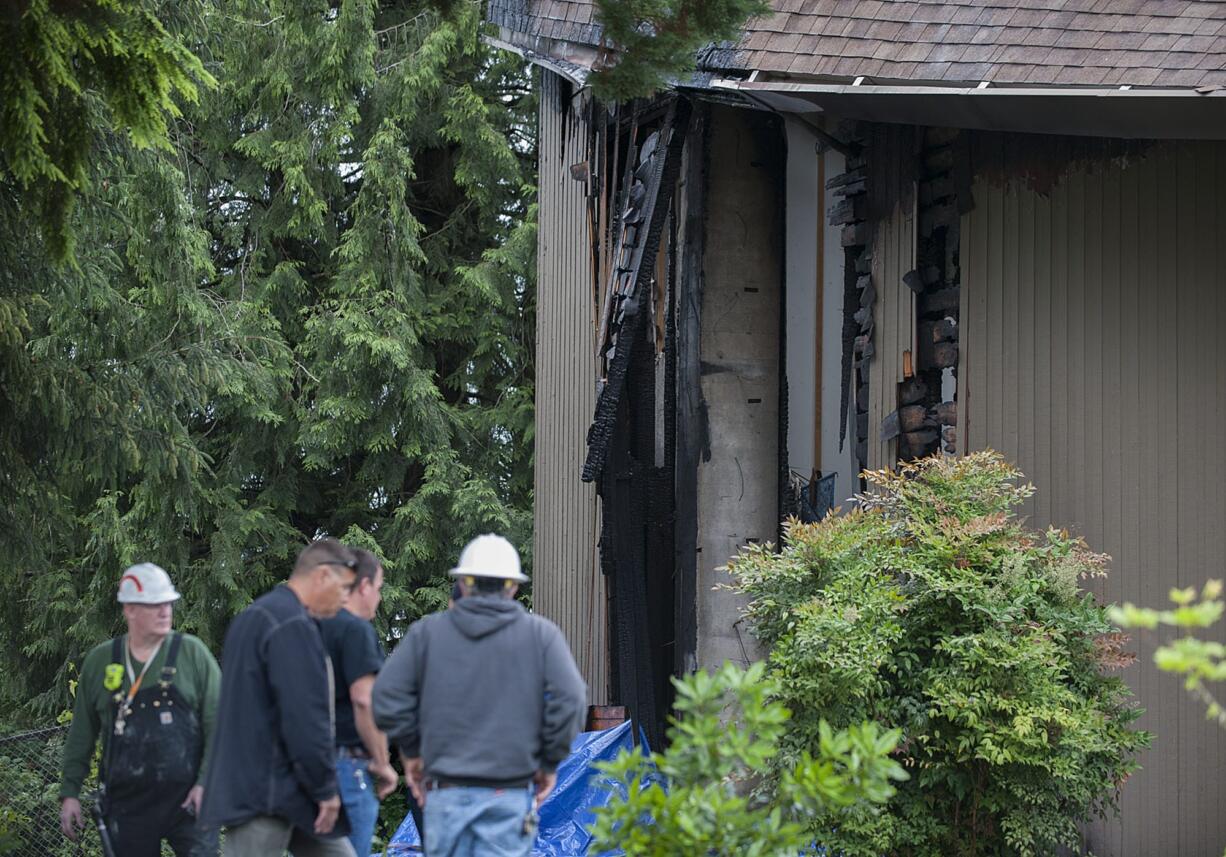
left=535, top=71, right=606, bottom=702
left=959, top=139, right=1226, bottom=857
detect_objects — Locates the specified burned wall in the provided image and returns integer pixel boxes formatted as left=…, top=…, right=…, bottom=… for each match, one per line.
left=582, top=95, right=691, bottom=748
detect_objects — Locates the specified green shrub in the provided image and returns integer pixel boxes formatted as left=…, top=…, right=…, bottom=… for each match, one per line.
left=730, top=451, right=1150, bottom=857
left=587, top=660, right=907, bottom=857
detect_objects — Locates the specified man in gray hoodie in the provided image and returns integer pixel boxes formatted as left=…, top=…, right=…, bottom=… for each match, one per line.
left=372, top=535, right=586, bottom=857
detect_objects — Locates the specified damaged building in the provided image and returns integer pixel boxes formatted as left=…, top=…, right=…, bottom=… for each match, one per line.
left=486, top=1, right=1226, bottom=854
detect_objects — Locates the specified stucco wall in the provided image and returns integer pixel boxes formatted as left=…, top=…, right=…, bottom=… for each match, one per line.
left=695, top=106, right=783, bottom=671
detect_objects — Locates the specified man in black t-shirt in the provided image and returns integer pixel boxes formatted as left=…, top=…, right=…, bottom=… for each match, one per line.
left=319, top=549, right=397, bottom=857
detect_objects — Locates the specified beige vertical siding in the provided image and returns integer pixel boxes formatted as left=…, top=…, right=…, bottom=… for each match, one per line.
left=868, top=126, right=917, bottom=469
left=535, top=70, right=606, bottom=703
left=959, top=138, right=1226, bottom=857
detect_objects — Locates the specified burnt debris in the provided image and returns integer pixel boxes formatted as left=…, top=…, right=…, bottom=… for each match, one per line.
left=583, top=98, right=693, bottom=483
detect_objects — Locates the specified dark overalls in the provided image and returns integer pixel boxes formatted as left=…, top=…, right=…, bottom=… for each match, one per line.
left=101, top=632, right=217, bottom=856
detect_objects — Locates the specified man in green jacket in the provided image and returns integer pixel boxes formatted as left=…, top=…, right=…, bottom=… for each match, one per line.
left=59, top=563, right=222, bottom=856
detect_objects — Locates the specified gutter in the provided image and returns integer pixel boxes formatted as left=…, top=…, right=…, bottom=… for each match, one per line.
left=715, top=79, right=1226, bottom=100
left=484, top=33, right=594, bottom=88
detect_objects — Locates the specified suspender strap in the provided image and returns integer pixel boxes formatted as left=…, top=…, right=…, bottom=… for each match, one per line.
left=160, top=632, right=183, bottom=685
left=102, top=637, right=124, bottom=802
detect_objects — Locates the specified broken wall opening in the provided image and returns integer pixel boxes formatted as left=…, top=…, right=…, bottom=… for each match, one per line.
left=826, top=121, right=966, bottom=475
left=783, top=118, right=857, bottom=516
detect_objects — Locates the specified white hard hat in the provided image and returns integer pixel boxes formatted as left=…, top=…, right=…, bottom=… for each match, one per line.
left=117, top=563, right=182, bottom=605
left=448, top=535, right=528, bottom=583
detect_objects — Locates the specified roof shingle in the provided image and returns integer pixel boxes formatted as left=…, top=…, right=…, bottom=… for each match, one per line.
left=487, top=0, right=1226, bottom=89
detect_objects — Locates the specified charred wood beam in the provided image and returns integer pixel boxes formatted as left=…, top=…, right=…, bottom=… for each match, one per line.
left=596, top=110, right=641, bottom=352
left=583, top=98, right=693, bottom=483
left=674, top=107, right=707, bottom=682
left=838, top=250, right=861, bottom=452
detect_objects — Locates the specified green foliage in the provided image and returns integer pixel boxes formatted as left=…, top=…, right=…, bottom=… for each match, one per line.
left=0, top=0, right=536, bottom=723
left=1111, top=580, right=1226, bottom=727
left=0, top=0, right=213, bottom=258
left=588, top=661, right=907, bottom=856
left=730, top=451, right=1151, bottom=857
left=590, top=0, right=769, bottom=101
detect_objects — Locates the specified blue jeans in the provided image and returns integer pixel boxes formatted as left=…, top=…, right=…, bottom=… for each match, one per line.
left=335, top=751, right=378, bottom=857
left=423, top=786, right=533, bottom=857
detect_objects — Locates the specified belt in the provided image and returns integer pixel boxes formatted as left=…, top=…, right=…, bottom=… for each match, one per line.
left=424, top=777, right=533, bottom=791
left=338, top=745, right=370, bottom=759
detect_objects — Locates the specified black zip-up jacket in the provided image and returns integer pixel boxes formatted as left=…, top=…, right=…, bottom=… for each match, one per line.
left=372, top=596, right=587, bottom=787
left=201, top=585, right=347, bottom=837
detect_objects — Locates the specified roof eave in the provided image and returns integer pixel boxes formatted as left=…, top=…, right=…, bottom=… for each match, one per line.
left=485, top=25, right=605, bottom=85
left=715, top=79, right=1226, bottom=141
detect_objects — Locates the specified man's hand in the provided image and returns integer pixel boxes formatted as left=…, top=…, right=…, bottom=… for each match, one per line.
left=369, top=760, right=399, bottom=800
left=314, top=795, right=341, bottom=835
left=180, top=785, right=204, bottom=815
left=59, top=797, right=84, bottom=840
left=532, top=769, right=557, bottom=809
left=402, top=755, right=426, bottom=806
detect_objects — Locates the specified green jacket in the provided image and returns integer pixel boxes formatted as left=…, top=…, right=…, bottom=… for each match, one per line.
left=59, top=632, right=221, bottom=800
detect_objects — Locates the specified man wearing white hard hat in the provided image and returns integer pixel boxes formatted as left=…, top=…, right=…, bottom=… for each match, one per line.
left=59, top=562, right=222, bottom=856
left=373, top=535, right=587, bottom=857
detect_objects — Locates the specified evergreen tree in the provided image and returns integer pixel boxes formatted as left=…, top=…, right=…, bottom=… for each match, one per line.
left=591, top=0, right=769, bottom=101
left=0, top=0, right=535, bottom=720
left=0, top=0, right=212, bottom=258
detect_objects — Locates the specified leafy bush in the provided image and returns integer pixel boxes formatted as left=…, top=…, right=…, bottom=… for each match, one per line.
left=588, top=660, right=907, bottom=856
left=730, top=452, right=1150, bottom=857
left=1111, top=580, right=1226, bottom=727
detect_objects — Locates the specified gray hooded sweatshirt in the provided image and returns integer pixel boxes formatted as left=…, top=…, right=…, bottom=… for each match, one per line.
left=372, top=596, right=587, bottom=787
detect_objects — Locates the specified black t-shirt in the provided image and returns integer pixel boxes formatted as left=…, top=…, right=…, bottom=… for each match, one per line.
left=319, top=608, right=385, bottom=748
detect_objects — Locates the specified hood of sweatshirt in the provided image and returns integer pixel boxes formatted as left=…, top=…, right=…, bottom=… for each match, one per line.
left=447, top=596, right=524, bottom=640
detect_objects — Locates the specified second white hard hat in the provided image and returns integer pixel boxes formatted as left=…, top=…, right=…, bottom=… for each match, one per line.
left=117, top=563, right=182, bottom=605
left=448, top=534, right=528, bottom=583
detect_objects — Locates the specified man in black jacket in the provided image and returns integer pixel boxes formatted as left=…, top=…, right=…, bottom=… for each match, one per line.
left=201, top=538, right=359, bottom=857
left=372, top=535, right=586, bottom=857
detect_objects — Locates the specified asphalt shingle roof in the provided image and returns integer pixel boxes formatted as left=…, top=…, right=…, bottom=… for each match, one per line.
left=486, top=0, right=1226, bottom=89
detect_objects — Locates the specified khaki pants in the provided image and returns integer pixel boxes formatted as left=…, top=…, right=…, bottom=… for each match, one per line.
left=223, top=815, right=356, bottom=857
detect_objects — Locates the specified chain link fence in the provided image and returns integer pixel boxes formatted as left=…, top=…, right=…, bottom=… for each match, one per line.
left=0, top=725, right=101, bottom=857
left=0, top=724, right=404, bottom=856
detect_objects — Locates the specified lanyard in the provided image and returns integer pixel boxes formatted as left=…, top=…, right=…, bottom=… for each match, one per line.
left=123, top=635, right=164, bottom=705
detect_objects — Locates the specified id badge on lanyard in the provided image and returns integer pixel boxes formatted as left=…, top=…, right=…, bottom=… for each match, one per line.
left=114, top=636, right=162, bottom=736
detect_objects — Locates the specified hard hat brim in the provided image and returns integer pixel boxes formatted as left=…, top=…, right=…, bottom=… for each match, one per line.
left=447, top=567, right=529, bottom=583
left=117, top=591, right=183, bottom=605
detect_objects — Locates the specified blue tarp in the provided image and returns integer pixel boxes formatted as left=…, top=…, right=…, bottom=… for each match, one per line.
left=386, top=721, right=642, bottom=856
